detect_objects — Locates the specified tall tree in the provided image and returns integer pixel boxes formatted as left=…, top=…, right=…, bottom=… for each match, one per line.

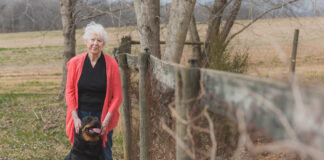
left=163, top=0, right=197, bottom=63
left=134, top=0, right=161, bottom=58
left=58, top=0, right=76, bottom=100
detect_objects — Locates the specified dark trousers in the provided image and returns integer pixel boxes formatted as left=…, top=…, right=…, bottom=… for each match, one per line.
left=77, top=110, right=113, bottom=160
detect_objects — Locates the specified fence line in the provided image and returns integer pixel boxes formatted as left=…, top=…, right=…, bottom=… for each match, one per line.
left=118, top=52, right=324, bottom=160
left=130, top=40, right=204, bottom=46
left=117, top=53, right=132, bottom=160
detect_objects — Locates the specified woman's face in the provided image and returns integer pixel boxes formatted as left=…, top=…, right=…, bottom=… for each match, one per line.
left=86, top=33, right=105, bottom=56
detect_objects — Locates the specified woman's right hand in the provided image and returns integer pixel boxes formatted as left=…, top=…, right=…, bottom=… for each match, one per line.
left=73, top=117, right=81, bottom=134
left=71, top=110, right=81, bottom=134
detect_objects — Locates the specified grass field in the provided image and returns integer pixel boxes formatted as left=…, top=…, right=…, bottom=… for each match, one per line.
left=0, top=17, right=324, bottom=159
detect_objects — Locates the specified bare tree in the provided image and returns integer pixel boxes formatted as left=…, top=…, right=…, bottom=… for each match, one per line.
left=201, top=0, right=298, bottom=67
left=134, top=0, right=161, bottom=58
left=0, top=0, right=135, bottom=33
left=0, top=0, right=62, bottom=33
left=58, top=0, right=77, bottom=100
left=162, top=0, right=197, bottom=63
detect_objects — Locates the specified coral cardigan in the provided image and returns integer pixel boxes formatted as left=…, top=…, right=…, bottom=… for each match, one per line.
left=65, top=52, right=122, bottom=147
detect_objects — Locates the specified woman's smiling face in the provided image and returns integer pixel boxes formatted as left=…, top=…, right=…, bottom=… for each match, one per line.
left=86, top=33, right=105, bottom=56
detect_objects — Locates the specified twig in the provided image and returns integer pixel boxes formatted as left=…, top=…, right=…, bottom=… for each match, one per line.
left=77, top=6, right=130, bottom=23
left=33, top=110, right=39, bottom=120
left=168, top=104, right=208, bottom=125
left=161, top=120, right=196, bottom=159
left=204, top=111, right=217, bottom=160
left=186, top=111, right=196, bottom=157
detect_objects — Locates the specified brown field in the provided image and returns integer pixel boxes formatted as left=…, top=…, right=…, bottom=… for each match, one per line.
left=0, top=17, right=324, bottom=159
left=1, top=17, right=324, bottom=85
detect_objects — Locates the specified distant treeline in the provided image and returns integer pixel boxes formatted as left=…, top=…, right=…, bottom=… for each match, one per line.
left=0, top=0, right=322, bottom=33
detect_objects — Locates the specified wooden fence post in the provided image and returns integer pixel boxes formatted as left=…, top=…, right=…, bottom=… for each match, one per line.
left=175, top=66, right=200, bottom=160
left=118, top=36, right=132, bottom=54
left=118, top=53, right=132, bottom=160
left=139, top=52, right=150, bottom=160
left=290, top=29, right=299, bottom=73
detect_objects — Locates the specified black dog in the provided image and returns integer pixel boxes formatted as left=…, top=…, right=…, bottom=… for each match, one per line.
left=65, top=116, right=104, bottom=160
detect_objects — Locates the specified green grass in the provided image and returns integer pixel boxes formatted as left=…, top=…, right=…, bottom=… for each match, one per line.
left=0, top=93, right=69, bottom=159
left=302, top=70, right=324, bottom=83
left=0, top=48, right=8, bottom=52
left=0, top=46, right=64, bottom=66
left=0, top=94, right=18, bottom=107
left=0, top=91, right=124, bottom=159
left=17, top=81, right=58, bottom=87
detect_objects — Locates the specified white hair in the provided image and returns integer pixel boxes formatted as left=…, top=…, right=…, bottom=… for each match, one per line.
left=82, top=21, right=108, bottom=43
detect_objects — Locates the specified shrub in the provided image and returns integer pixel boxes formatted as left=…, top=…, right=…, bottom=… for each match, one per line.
left=204, top=42, right=249, bottom=74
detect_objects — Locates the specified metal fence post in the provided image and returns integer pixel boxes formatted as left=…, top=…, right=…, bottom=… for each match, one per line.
left=290, top=29, right=299, bottom=73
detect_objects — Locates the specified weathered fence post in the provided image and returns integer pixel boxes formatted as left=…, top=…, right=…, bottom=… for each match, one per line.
left=290, top=29, right=299, bottom=73
left=118, top=53, right=132, bottom=160
left=139, top=51, right=150, bottom=160
left=175, top=65, right=200, bottom=160
left=118, top=36, right=132, bottom=54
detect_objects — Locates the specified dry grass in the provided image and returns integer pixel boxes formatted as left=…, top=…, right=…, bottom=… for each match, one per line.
left=192, top=17, right=324, bottom=85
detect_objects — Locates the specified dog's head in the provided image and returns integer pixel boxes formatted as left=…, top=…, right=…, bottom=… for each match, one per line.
left=80, top=116, right=101, bottom=142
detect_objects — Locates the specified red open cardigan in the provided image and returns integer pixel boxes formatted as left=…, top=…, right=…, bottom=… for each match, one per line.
left=65, top=52, right=122, bottom=147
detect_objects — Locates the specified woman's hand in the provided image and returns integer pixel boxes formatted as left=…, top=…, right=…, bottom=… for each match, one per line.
left=71, top=110, right=81, bottom=134
left=101, top=112, right=111, bottom=135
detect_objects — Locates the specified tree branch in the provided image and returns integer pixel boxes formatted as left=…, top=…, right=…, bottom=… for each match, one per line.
left=220, top=0, right=242, bottom=42
left=162, top=120, right=196, bottom=159
left=204, top=111, right=217, bottom=160
left=76, top=5, right=130, bottom=24
left=224, top=0, right=298, bottom=46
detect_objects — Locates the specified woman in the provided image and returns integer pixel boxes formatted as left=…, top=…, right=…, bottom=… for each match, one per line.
left=65, top=21, right=122, bottom=160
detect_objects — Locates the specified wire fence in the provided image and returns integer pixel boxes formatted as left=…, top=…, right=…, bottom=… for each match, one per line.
left=117, top=48, right=324, bottom=160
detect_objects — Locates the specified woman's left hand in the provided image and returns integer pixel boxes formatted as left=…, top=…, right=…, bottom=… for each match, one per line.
left=101, top=112, right=111, bottom=135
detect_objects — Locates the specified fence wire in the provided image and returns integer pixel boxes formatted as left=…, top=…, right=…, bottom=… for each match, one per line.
left=122, top=53, right=324, bottom=160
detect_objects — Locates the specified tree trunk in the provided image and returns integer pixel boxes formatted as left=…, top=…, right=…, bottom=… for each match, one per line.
left=203, top=0, right=242, bottom=67
left=57, top=0, right=76, bottom=100
left=134, top=0, right=161, bottom=58
left=220, top=0, right=242, bottom=42
left=189, top=15, right=202, bottom=65
left=163, top=0, right=196, bottom=63
left=205, top=0, right=226, bottom=44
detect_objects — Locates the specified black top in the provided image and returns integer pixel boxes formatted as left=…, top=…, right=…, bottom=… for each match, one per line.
left=78, top=53, right=107, bottom=112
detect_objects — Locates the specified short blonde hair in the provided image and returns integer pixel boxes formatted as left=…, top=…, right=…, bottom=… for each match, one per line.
left=82, top=21, right=108, bottom=43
